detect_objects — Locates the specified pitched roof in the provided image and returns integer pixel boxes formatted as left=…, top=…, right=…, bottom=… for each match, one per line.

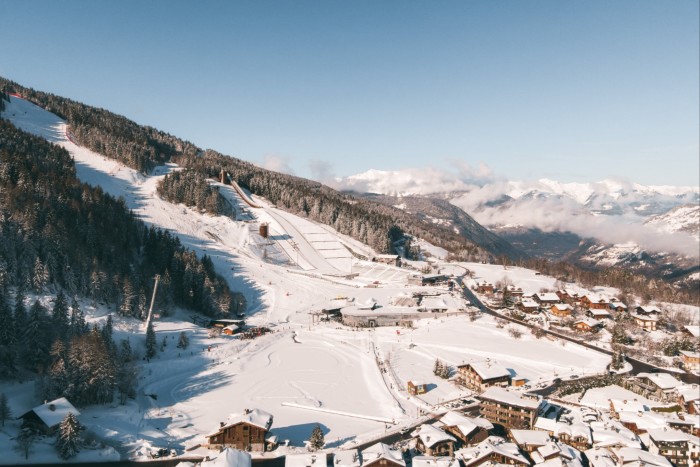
left=286, top=453, right=327, bottom=467
left=456, top=436, right=531, bottom=466
left=465, top=360, right=511, bottom=380
left=333, top=449, right=361, bottom=467
left=478, top=387, right=541, bottom=410
left=439, top=411, right=493, bottom=436
left=208, top=408, right=273, bottom=437
left=535, top=293, right=560, bottom=302
left=22, top=397, right=80, bottom=429
left=361, top=442, right=405, bottom=467
left=635, top=373, right=682, bottom=390
left=510, top=429, right=550, bottom=446
left=413, top=423, right=456, bottom=447
left=683, top=325, right=700, bottom=338
left=203, top=448, right=252, bottom=467
left=412, top=456, right=460, bottom=467
left=574, top=318, right=600, bottom=328
left=648, top=427, right=700, bottom=444
left=611, top=447, right=672, bottom=467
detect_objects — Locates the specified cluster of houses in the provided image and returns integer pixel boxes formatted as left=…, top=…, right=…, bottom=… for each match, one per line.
left=473, top=282, right=678, bottom=334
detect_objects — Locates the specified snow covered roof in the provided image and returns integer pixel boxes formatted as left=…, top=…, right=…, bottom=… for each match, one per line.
left=333, top=449, right=361, bottom=467
left=588, top=309, right=611, bottom=317
left=413, top=423, right=456, bottom=447
left=648, top=427, right=700, bottom=444
left=210, top=408, right=273, bottom=436
left=590, top=421, right=642, bottom=449
left=439, top=411, right=493, bottom=436
left=465, top=360, right=511, bottom=380
left=521, top=298, right=539, bottom=308
left=684, top=325, right=700, bottom=338
left=574, top=318, right=600, bottom=328
left=554, top=423, right=592, bottom=442
left=635, top=305, right=661, bottom=314
left=535, top=293, right=560, bottom=302
left=610, top=399, right=649, bottom=414
left=357, top=298, right=377, bottom=310
left=583, top=448, right=617, bottom=467
left=223, top=324, right=239, bottom=331
left=680, top=350, right=700, bottom=359
left=510, top=429, right=550, bottom=446
left=582, top=294, right=608, bottom=304
left=456, top=436, right=531, bottom=466
left=532, top=441, right=581, bottom=464
left=286, top=453, right=327, bottom=467
left=22, top=397, right=80, bottom=429
left=421, top=297, right=449, bottom=310
left=412, top=456, right=460, bottom=467
left=361, top=442, right=405, bottom=467
left=202, top=448, right=252, bottom=467
left=612, top=447, right=672, bottom=467
left=551, top=304, right=572, bottom=311
left=619, top=410, right=690, bottom=432
left=635, top=373, right=682, bottom=390
left=478, top=387, right=541, bottom=410
left=677, top=384, right=700, bottom=402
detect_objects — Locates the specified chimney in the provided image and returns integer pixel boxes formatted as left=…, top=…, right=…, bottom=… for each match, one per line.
left=220, top=422, right=225, bottom=427
left=49, top=404, right=56, bottom=411
left=244, top=408, right=251, bottom=414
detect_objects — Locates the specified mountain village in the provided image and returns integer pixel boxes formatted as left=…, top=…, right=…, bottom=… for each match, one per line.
left=0, top=88, right=698, bottom=467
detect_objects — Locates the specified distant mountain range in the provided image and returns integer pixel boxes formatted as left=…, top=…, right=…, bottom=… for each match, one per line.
left=336, top=169, right=700, bottom=284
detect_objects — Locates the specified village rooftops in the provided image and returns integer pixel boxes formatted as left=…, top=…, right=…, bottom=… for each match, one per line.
left=286, top=452, right=327, bottom=467
left=20, top=397, right=80, bottom=430
left=648, top=427, right=700, bottom=444
left=510, top=429, right=551, bottom=447
left=438, top=411, right=494, bottom=435
left=583, top=448, right=617, bottom=467
left=464, top=360, right=511, bottom=381
left=413, top=423, right=457, bottom=447
left=534, top=293, right=560, bottom=302
left=589, top=421, right=642, bottom=449
left=612, top=447, right=672, bottom=467
left=531, top=441, right=582, bottom=465
left=619, top=410, right=692, bottom=432
left=361, top=442, right=406, bottom=467
left=552, top=304, right=573, bottom=312
left=588, top=309, right=612, bottom=318
left=574, top=317, right=601, bottom=328
left=635, top=373, right=682, bottom=390
left=635, top=305, right=661, bottom=314
left=478, top=387, right=541, bottom=410
left=520, top=298, right=539, bottom=308
left=456, top=436, right=531, bottom=466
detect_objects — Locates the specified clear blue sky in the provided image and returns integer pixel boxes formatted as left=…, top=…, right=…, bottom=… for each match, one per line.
left=1, top=0, right=698, bottom=186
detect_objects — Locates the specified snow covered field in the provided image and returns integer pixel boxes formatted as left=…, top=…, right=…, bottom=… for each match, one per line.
left=0, top=96, right=613, bottom=461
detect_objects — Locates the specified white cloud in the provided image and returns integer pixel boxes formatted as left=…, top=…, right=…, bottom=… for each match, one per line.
left=258, top=154, right=296, bottom=175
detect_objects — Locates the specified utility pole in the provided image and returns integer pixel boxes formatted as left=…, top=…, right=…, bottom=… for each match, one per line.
left=145, top=274, right=161, bottom=331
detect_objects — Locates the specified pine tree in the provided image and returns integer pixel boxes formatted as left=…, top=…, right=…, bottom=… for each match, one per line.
left=145, top=322, right=156, bottom=359
left=23, top=300, right=51, bottom=371
left=307, top=424, right=325, bottom=451
left=0, top=292, right=17, bottom=377
left=51, top=291, right=69, bottom=342
left=0, top=393, right=10, bottom=426
left=56, top=412, right=83, bottom=460
left=15, top=427, right=35, bottom=460
left=69, top=298, right=86, bottom=337
left=177, top=331, right=189, bottom=350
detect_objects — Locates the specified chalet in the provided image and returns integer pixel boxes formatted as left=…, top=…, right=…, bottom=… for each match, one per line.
left=589, top=420, right=643, bottom=450
left=550, top=304, right=573, bottom=318
left=556, top=289, right=580, bottom=305
left=534, top=293, right=561, bottom=306
left=506, top=286, right=524, bottom=298
left=636, top=305, right=662, bottom=315
left=554, top=423, right=593, bottom=451
left=209, top=318, right=246, bottom=329
left=619, top=410, right=695, bottom=436
left=408, top=381, right=428, bottom=395
left=455, top=436, right=531, bottom=467
left=222, top=324, right=240, bottom=335
left=587, top=308, right=612, bottom=320
left=647, top=427, right=700, bottom=467
left=681, top=351, right=700, bottom=372
left=519, top=298, right=540, bottom=313
left=19, top=397, right=80, bottom=435
left=574, top=318, right=601, bottom=333
left=610, top=447, right=673, bottom=467
left=529, top=441, right=584, bottom=466
left=205, top=408, right=273, bottom=452
left=361, top=442, right=406, bottom=467
left=609, top=299, right=627, bottom=312
left=457, top=361, right=511, bottom=393
left=633, top=313, right=659, bottom=331
left=475, top=282, right=495, bottom=295
left=478, top=387, right=542, bottom=430
left=623, top=373, right=682, bottom=403
left=286, top=453, right=327, bottom=467
left=437, top=411, right=493, bottom=446
left=413, top=423, right=457, bottom=457
left=373, top=254, right=402, bottom=267
left=334, top=449, right=361, bottom=467
left=609, top=399, right=650, bottom=420
left=677, top=385, right=700, bottom=416
left=683, top=325, right=700, bottom=340
left=510, top=429, right=551, bottom=453
left=581, top=295, right=609, bottom=310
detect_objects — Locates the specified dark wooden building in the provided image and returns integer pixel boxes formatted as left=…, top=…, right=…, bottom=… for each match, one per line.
left=205, top=408, right=273, bottom=452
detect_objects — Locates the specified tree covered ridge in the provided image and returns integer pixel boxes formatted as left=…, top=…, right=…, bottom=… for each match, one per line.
left=0, top=118, right=244, bottom=318
left=157, top=169, right=232, bottom=216
left=0, top=77, right=511, bottom=258
left=0, top=77, right=198, bottom=174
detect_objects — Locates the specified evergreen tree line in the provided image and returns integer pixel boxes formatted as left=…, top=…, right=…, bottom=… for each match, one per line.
left=0, top=77, right=496, bottom=257
left=0, top=119, right=244, bottom=319
left=156, top=170, right=232, bottom=216
left=0, top=77, right=198, bottom=174
left=0, top=289, right=136, bottom=407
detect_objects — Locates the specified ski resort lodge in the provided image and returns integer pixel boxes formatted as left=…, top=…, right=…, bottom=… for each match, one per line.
left=205, top=408, right=275, bottom=452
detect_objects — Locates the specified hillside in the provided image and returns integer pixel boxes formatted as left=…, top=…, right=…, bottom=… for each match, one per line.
left=0, top=77, right=525, bottom=262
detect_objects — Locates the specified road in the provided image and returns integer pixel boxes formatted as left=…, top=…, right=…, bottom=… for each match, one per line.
left=458, top=280, right=699, bottom=385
